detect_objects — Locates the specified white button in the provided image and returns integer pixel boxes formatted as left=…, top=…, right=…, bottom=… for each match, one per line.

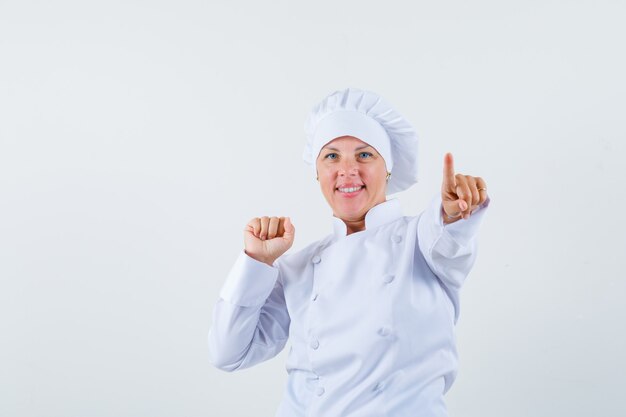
left=312, top=255, right=321, bottom=264
left=310, top=339, right=319, bottom=349
left=378, top=327, right=391, bottom=337
left=312, top=293, right=319, bottom=301
left=392, top=235, right=402, bottom=243
left=316, top=387, right=325, bottom=396
left=383, top=274, right=395, bottom=284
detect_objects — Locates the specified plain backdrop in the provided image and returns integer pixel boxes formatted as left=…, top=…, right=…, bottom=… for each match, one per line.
left=1, top=1, right=625, bottom=416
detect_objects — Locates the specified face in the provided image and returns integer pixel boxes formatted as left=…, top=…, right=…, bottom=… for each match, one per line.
left=315, top=136, right=388, bottom=222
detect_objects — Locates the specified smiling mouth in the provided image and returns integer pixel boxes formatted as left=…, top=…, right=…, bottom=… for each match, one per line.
left=336, top=185, right=365, bottom=194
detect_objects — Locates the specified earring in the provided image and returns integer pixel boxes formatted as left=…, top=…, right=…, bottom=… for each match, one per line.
left=386, top=171, right=391, bottom=181
left=316, top=176, right=319, bottom=181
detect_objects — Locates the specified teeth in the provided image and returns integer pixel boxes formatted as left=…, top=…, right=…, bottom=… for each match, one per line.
left=338, top=186, right=362, bottom=193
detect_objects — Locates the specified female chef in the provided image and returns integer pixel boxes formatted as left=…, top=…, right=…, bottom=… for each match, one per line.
left=208, top=87, right=490, bottom=416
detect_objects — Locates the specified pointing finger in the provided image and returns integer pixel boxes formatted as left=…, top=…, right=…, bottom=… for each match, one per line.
left=442, top=153, right=456, bottom=190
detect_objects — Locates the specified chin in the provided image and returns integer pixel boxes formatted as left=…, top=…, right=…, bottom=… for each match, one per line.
left=333, top=200, right=367, bottom=215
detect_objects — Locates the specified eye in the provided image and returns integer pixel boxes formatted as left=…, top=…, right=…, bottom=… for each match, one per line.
left=359, top=152, right=373, bottom=159
left=324, top=153, right=338, bottom=160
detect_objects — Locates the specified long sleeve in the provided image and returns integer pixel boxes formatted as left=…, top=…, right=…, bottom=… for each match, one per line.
left=417, top=194, right=491, bottom=323
left=207, top=250, right=291, bottom=372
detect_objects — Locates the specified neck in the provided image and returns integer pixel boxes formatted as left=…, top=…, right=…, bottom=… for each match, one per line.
left=336, top=198, right=387, bottom=236
left=342, top=218, right=365, bottom=235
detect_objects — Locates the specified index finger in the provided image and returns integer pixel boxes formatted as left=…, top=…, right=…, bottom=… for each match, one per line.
left=443, top=152, right=456, bottom=188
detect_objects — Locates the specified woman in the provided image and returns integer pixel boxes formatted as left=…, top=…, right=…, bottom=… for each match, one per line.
left=208, top=87, right=490, bottom=416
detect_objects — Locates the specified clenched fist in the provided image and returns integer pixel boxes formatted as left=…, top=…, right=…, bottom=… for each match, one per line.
left=244, top=216, right=295, bottom=266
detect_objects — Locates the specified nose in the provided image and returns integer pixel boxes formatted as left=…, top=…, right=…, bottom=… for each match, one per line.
left=337, top=159, right=358, bottom=177
left=337, top=158, right=359, bottom=177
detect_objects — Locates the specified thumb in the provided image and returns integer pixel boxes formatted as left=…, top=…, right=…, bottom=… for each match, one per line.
left=283, top=217, right=295, bottom=241
left=442, top=198, right=467, bottom=217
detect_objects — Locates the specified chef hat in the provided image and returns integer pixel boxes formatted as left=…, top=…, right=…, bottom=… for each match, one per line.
left=303, top=87, right=419, bottom=195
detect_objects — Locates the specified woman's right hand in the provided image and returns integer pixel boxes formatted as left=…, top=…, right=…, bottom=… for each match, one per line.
left=244, top=216, right=295, bottom=266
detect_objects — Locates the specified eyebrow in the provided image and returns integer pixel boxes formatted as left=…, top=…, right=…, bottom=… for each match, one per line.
left=322, top=145, right=373, bottom=152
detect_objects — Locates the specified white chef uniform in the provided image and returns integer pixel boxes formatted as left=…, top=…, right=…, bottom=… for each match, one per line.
left=208, top=192, right=490, bottom=416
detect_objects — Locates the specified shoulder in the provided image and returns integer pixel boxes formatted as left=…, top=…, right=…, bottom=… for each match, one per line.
left=383, top=214, right=419, bottom=236
left=275, top=234, right=333, bottom=270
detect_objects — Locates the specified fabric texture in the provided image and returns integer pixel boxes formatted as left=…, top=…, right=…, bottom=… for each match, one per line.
left=208, top=196, right=490, bottom=416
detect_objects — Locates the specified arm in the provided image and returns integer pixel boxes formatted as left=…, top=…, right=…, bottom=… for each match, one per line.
left=418, top=152, right=491, bottom=323
left=418, top=194, right=490, bottom=323
left=207, top=250, right=290, bottom=372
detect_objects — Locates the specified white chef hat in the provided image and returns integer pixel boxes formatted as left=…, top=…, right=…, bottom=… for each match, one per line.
left=303, top=87, right=418, bottom=195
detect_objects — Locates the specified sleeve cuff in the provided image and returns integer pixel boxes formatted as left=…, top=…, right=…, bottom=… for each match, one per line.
left=219, top=250, right=280, bottom=307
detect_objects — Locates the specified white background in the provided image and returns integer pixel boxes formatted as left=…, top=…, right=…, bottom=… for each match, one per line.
left=1, top=1, right=625, bottom=416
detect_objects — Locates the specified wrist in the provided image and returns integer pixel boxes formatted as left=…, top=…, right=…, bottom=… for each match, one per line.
left=244, top=249, right=276, bottom=267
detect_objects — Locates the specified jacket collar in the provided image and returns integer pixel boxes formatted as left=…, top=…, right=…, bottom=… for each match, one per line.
left=331, top=198, right=403, bottom=239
